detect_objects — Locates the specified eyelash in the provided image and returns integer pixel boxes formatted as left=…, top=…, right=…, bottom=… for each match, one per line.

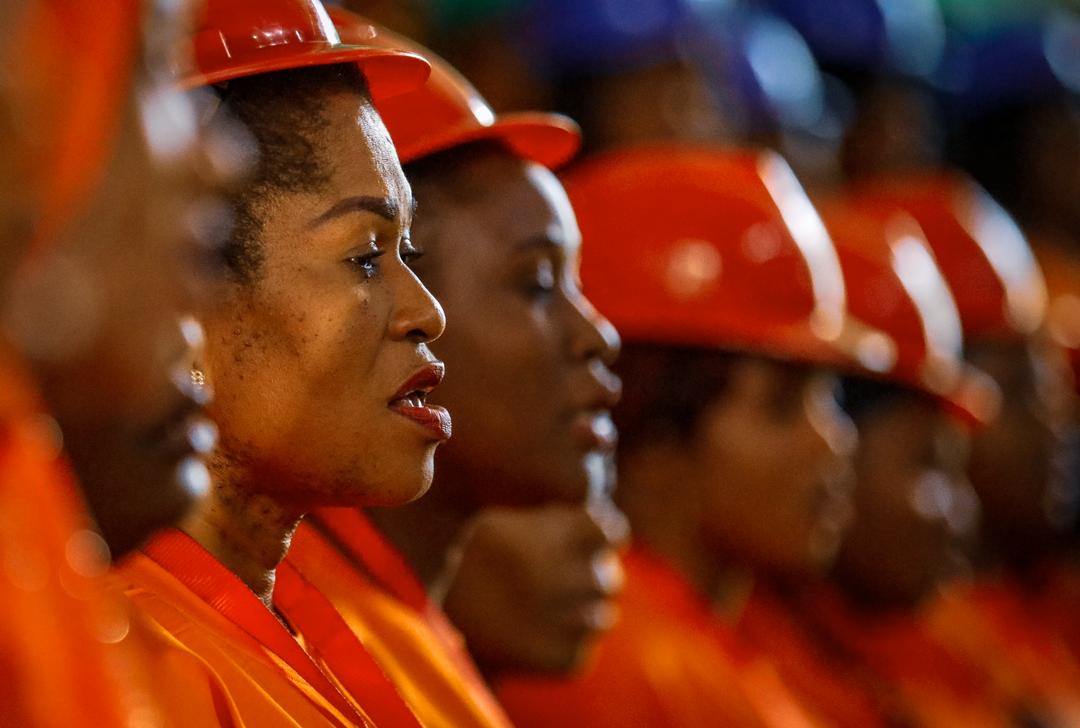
left=401, top=245, right=424, bottom=268
left=348, top=244, right=424, bottom=280
left=348, top=249, right=386, bottom=279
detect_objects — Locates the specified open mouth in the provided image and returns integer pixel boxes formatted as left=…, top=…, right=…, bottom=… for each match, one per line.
left=390, top=388, right=431, bottom=409
left=389, top=362, right=451, bottom=441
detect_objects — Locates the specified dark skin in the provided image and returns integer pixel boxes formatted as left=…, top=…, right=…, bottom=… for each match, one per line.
left=442, top=502, right=628, bottom=677
left=367, top=146, right=623, bottom=673
left=966, top=337, right=1077, bottom=569
left=185, top=89, right=446, bottom=609
left=833, top=392, right=976, bottom=609
left=0, top=0, right=31, bottom=283
left=619, top=357, right=855, bottom=611
left=1, top=0, right=243, bottom=557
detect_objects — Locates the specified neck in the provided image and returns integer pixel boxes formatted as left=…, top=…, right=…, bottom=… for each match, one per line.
left=367, top=482, right=472, bottom=602
left=180, top=473, right=303, bottom=610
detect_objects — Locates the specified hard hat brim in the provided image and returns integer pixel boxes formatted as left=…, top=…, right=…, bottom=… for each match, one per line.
left=939, top=364, right=1002, bottom=429
left=184, top=44, right=431, bottom=101
left=396, top=111, right=582, bottom=169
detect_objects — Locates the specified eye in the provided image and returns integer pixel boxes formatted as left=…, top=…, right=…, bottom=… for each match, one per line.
left=400, top=239, right=425, bottom=268
left=347, top=249, right=386, bottom=280
left=525, top=259, right=557, bottom=298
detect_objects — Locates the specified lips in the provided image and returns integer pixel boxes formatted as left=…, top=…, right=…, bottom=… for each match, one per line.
left=572, top=411, right=618, bottom=451
left=389, top=362, right=452, bottom=441
left=571, top=372, right=623, bottom=452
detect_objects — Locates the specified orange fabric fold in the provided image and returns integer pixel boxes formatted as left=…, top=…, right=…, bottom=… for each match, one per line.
left=497, top=546, right=824, bottom=728
left=290, top=508, right=514, bottom=728
left=0, top=357, right=133, bottom=727
left=798, top=584, right=1027, bottom=727
left=737, top=585, right=891, bottom=728
left=929, top=575, right=1080, bottom=727
left=116, top=527, right=416, bottom=727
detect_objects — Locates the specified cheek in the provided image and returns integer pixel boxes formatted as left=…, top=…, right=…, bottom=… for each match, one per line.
left=436, top=309, right=562, bottom=433
left=60, top=246, right=186, bottom=416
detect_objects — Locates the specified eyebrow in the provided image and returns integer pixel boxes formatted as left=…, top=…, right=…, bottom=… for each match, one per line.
left=512, top=234, right=566, bottom=253
left=309, top=195, right=417, bottom=228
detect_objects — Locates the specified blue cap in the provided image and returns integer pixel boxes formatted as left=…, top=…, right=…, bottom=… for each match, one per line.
left=766, top=0, right=946, bottom=79
left=940, top=13, right=1080, bottom=115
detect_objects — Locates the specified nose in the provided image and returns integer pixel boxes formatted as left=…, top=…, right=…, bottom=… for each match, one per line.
left=585, top=494, right=631, bottom=551
left=807, top=389, right=859, bottom=462
left=568, top=292, right=621, bottom=366
left=390, top=264, right=447, bottom=343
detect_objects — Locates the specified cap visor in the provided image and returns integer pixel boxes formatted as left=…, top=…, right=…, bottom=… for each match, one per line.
left=185, top=44, right=430, bottom=100
left=397, top=112, right=581, bottom=169
left=940, top=364, right=1002, bottom=428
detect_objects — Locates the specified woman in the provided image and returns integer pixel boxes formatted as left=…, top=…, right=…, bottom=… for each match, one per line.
left=848, top=173, right=1080, bottom=727
left=498, top=145, right=876, bottom=728
left=287, top=12, right=625, bottom=726
left=0, top=0, right=244, bottom=722
left=739, top=199, right=1010, bottom=728
left=113, top=1, right=444, bottom=725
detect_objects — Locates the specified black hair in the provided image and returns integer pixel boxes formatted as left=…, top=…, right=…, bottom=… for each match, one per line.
left=838, top=375, right=913, bottom=423
left=403, top=139, right=517, bottom=204
left=213, top=63, right=371, bottom=281
left=612, top=343, right=739, bottom=457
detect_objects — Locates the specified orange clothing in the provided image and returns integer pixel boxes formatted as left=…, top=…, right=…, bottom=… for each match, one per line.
left=116, top=527, right=424, bottom=727
left=738, top=585, right=891, bottom=728
left=0, top=359, right=134, bottom=726
left=1030, top=560, right=1080, bottom=663
left=798, top=584, right=1029, bottom=728
left=497, top=546, right=823, bottom=728
left=289, top=508, right=513, bottom=728
left=15, top=0, right=139, bottom=250
left=929, top=575, right=1080, bottom=727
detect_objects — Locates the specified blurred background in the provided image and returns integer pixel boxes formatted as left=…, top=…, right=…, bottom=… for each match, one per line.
left=334, top=0, right=1080, bottom=211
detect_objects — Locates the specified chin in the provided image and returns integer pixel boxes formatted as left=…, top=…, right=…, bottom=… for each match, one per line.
left=359, top=452, right=437, bottom=508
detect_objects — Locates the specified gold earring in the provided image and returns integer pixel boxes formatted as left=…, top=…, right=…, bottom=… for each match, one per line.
left=190, top=369, right=206, bottom=389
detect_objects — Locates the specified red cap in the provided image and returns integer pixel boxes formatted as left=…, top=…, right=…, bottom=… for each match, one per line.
left=330, top=6, right=581, bottom=168
left=186, top=0, right=430, bottom=99
left=819, top=200, right=1001, bottom=426
left=15, top=0, right=140, bottom=252
left=568, top=145, right=893, bottom=374
left=847, top=172, right=1047, bottom=341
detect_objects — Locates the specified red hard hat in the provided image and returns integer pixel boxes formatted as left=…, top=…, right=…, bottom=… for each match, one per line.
left=819, top=200, right=1001, bottom=426
left=186, top=0, right=430, bottom=99
left=568, top=145, right=893, bottom=375
left=846, top=172, right=1047, bottom=341
left=330, top=6, right=580, bottom=168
